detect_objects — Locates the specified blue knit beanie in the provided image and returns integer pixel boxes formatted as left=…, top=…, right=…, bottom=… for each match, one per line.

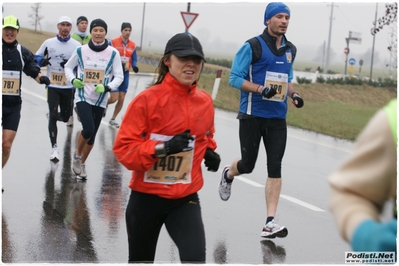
left=264, top=2, right=290, bottom=25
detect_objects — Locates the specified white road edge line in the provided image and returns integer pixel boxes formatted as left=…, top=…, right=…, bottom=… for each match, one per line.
left=215, top=113, right=353, bottom=153
left=23, top=86, right=326, bottom=212
left=280, top=194, right=325, bottom=212
left=235, top=176, right=325, bottom=212
left=23, top=88, right=46, bottom=101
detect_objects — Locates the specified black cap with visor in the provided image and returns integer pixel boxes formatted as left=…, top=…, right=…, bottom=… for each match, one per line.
left=164, top=33, right=205, bottom=61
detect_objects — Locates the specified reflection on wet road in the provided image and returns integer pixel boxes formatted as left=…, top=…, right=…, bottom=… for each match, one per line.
left=41, top=126, right=98, bottom=262
left=260, top=240, right=286, bottom=264
left=2, top=74, right=354, bottom=263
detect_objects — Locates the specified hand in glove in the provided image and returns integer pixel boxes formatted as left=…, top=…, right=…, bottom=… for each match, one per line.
left=291, top=92, right=304, bottom=108
left=204, top=148, right=221, bottom=172
left=72, top=78, right=85, bottom=89
left=39, top=76, right=51, bottom=85
left=60, top=59, right=68, bottom=68
left=41, top=57, right=52, bottom=67
left=94, top=84, right=111, bottom=94
left=260, top=87, right=276, bottom=99
left=132, top=66, right=139, bottom=73
left=165, top=130, right=194, bottom=156
left=351, top=219, right=397, bottom=252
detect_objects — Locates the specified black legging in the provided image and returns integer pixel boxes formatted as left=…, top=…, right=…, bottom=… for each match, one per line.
left=237, top=117, right=287, bottom=177
left=76, top=101, right=104, bottom=145
left=47, top=88, right=74, bottom=147
left=125, top=191, right=206, bottom=263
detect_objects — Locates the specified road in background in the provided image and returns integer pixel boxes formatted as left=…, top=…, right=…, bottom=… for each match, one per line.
left=2, top=74, right=354, bottom=264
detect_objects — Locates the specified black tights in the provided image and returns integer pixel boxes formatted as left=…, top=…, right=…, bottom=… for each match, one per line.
left=237, top=118, right=287, bottom=177
left=47, top=88, right=74, bottom=147
left=125, top=191, right=206, bottom=263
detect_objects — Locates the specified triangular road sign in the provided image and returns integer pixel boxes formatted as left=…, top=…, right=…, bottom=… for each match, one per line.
left=180, top=12, right=199, bottom=30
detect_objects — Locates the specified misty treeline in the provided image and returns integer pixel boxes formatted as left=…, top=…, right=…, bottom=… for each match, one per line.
left=204, top=58, right=232, bottom=68
left=311, top=45, right=381, bottom=69
left=297, top=75, right=397, bottom=88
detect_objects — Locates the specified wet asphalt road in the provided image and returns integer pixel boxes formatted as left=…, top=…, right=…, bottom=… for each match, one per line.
left=2, top=73, right=356, bottom=264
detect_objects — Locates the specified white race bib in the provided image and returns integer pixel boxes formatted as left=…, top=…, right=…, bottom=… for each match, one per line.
left=262, top=71, right=288, bottom=102
left=83, top=62, right=106, bottom=84
left=145, top=133, right=195, bottom=185
left=2, top=70, right=21, bottom=96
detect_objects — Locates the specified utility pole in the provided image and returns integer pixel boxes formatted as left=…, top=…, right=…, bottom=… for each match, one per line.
left=325, top=3, right=336, bottom=74
left=322, top=40, right=326, bottom=70
left=344, top=33, right=350, bottom=75
left=139, top=2, right=146, bottom=51
left=185, top=2, right=191, bottom=32
left=370, top=3, right=378, bottom=80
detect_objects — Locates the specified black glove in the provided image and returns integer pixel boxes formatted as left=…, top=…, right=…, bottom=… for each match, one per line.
left=260, top=87, right=276, bottom=99
left=132, top=66, right=139, bottom=73
left=165, top=130, right=194, bottom=156
left=204, top=148, right=221, bottom=172
left=39, top=76, right=50, bottom=85
left=60, top=59, right=68, bottom=68
left=292, top=93, right=304, bottom=108
left=41, top=57, right=52, bottom=67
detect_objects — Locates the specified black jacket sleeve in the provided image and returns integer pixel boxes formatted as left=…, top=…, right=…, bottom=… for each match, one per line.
left=21, top=45, right=41, bottom=79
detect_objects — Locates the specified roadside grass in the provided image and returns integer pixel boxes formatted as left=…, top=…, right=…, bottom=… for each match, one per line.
left=286, top=101, right=380, bottom=140
left=201, top=74, right=396, bottom=141
left=18, top=28, right=397, bottom=141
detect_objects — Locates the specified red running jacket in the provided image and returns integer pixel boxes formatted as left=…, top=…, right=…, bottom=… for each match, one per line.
left=113, top=73, right=217, bottom=199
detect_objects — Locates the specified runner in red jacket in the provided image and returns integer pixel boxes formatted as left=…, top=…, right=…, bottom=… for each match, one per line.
left=113, top=33, right=220, bottom=263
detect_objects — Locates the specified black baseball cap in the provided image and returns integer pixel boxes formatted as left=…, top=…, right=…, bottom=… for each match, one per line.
left=164, top=33, right=205, bottom=61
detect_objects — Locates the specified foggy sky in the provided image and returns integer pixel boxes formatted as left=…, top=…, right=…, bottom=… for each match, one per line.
left=3, top=0, right=395, bottom=70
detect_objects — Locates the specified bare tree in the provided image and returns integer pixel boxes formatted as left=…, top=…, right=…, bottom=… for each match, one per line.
left=387, top=23, right=397, bottom=70
left=371, top=2, right=397, bottom=69
left=28, top=3, right=44, bottom=32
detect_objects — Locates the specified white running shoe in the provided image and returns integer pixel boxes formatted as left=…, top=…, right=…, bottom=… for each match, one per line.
left=50, top=144, right=59, bottom=161
left=72, top=153, right=82, bottom=175
left=260, top=220, right=288, bottom=238
left=77, top=164, right=87, bottom=180
left=109, top=119, right=120, bottom=128
left=218, top=166, right=232, bottom=201
left=66, top=115, right=73, bottom=127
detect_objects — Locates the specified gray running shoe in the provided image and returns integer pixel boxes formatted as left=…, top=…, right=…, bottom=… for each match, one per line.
left=77, top=164, right=87, bottom=180
left=109, top=119, right=120, bottom=128
left=260, top=220, right=288, bottom=238
left=218, top=166, right=232, bottom=201
left=72, top=153, right=82, bottom=175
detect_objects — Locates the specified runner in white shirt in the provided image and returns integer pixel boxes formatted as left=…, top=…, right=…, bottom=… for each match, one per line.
left=35, top=15, right=81, bottom=162
left=64, top=18, right=123, bottom=180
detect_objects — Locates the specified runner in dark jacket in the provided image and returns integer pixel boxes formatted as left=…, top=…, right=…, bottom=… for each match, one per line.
left=2, top=15, right=50, bottom=173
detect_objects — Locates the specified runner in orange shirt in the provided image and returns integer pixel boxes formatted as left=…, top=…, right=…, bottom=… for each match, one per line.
left=113, top=33, right=221, bottom=263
